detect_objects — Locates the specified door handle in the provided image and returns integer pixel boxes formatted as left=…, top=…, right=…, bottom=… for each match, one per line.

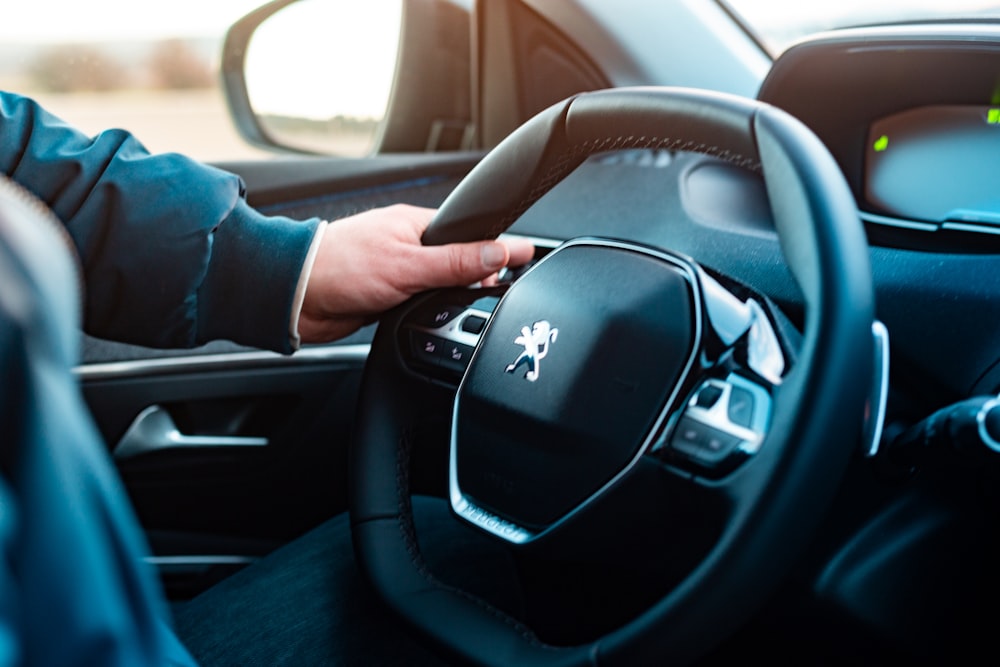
left=113, top=405, right=269, bottom=460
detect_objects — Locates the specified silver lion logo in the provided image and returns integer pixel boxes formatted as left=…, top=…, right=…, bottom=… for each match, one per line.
left=504, top=321, right=558, bottom=382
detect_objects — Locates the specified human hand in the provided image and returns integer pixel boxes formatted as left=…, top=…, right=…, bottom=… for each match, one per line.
left=298, top=204, right=535, bottom=344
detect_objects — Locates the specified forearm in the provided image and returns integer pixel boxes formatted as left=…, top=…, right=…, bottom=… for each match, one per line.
left=0, top=91, right=319, bottom=352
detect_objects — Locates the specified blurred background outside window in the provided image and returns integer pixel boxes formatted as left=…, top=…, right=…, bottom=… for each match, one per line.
left=1, top=1, right=277, bottom=161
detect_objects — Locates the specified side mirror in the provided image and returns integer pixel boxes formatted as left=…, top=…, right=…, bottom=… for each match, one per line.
left=222, top=0, right=473, bottom=156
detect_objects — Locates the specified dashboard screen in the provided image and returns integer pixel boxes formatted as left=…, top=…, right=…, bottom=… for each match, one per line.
left=865, top=105, right=1000, bottom=225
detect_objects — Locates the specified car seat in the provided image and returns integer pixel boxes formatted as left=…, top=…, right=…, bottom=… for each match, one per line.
left=0, top=174, right=193, bottom=665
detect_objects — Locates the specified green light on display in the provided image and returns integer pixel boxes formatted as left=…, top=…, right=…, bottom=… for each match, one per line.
left=873, top=135, right=889, bottom=152
left=988, top=108, right=1000, bottom=124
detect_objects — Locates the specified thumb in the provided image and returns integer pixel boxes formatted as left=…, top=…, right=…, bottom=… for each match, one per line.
left=415, top=240, right=510, bottom=289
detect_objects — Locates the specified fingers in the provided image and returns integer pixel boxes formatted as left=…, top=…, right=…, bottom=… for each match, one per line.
left=499, top=235, right=536, bottom=268
left=471, top=236, right=536, bottom=286
left=299, top=204, right=537, bottom=345
left=403, top=204, right=534, bottom=266
left=416, top=235, right=539, bottom=290
left=404, top=203, right=534, bottom=274
left=480, top=242, right=509, bottom=271
left=441, top=241, right=509, bottom=279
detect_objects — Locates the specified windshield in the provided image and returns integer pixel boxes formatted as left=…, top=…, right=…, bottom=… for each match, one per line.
left=724, top=0, right=1000, bottom=54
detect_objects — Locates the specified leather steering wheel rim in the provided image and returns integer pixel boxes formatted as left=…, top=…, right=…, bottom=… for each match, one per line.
left=351, top=87, right=874, bottom=665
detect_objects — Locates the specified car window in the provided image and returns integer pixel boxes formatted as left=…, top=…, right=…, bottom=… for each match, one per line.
left=0, top=0, right=272, bottom=161
left=723, top=0, right=1000, bottom=54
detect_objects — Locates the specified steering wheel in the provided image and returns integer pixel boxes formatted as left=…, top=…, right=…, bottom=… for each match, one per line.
left=350, top=87, right=874, bottom=665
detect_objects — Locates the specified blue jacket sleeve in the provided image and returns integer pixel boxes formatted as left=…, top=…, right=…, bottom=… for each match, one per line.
left=0, top=91, right=320, bottom=353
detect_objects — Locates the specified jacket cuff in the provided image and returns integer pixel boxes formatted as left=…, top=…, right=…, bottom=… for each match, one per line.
left=197, top=201, right=321, bottom=354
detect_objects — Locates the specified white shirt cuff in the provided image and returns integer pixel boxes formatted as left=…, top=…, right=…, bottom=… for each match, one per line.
left=288, top=220, right=328, bottom=350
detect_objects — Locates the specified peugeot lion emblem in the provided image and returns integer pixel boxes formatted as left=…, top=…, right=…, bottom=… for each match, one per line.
left=504, top=320, right=558, bottom=382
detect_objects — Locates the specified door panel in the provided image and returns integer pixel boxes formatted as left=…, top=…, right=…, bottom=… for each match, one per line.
left=83, top=348, right=366, bottom=539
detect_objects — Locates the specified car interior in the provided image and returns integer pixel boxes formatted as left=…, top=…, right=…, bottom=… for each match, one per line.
left=30, top=0, right=1000, bottom=663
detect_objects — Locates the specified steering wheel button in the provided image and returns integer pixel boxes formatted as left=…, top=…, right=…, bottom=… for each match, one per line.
left=461, top=315, right=487, bottom=335
left=671, top=417, right=741, bottom=465
left=440, top=342, right=475, bottom=372
left=727, top=386, right=755, bottom=428
left=413, top=304, right=462, bottom=328
left=694, top=384, right=724, bottom=408
left=409, top=332, right=445, bottom=367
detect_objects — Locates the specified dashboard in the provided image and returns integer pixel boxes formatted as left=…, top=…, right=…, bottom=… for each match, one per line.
left=508, top=23, right=1000, bottom=413
left=757, top=23, right=1000, bottom=403
left=759, top=24, right=1000, bottom=243
left=864, top=104, right=1000, bottom=226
